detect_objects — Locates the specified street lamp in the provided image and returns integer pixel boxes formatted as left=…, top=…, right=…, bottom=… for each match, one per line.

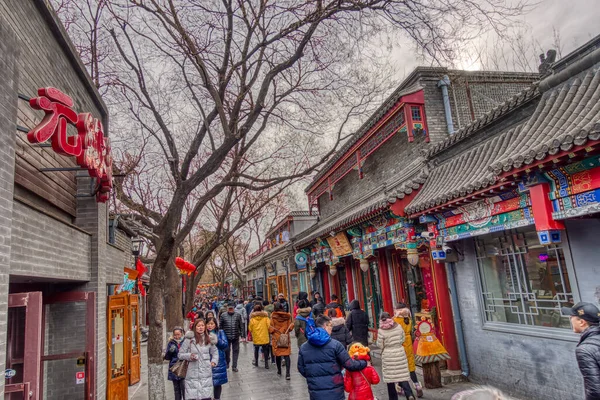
left=131, top=237, right=143, bottom=257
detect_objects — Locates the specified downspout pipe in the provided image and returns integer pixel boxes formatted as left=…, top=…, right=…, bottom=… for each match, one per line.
left=446, top=261, right=469, bottom=377
left=438, top=75, right=455, bottom=135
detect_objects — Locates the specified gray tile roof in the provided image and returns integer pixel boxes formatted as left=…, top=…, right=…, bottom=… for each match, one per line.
left=406, top=126, right=521, bottom=214
left=490, top=67, right=600, bottom=174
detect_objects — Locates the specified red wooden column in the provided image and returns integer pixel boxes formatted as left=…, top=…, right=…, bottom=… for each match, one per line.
left=321, top=267, right=331, bottom=304
left=431, top=259, right=460, bottom=370
left=377, top=250, right=394, bottom=315
left=345, top=258, right=355, bottom=302
left=529, top=182, right=565, bottom=243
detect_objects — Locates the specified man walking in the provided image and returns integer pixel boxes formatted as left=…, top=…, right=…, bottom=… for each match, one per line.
left=219, top=301, right=243, bottom=372
left=563, top=302, right=600, bottom=399
left=298, top=315, right=368, bottom=399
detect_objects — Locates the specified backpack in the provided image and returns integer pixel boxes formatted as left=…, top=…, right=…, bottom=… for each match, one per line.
left=296, top=312, right=317, bottom=339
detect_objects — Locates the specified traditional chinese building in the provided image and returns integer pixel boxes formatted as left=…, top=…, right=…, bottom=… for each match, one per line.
left=0, top=1, right=132, bottom=399
left=405, top=35, right=600, bottom=400
left=294, top=67, right=540, bottom=374
left=242, top=211, right=318, bottom=304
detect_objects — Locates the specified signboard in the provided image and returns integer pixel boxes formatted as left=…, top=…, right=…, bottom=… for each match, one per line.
left=326, top=232, right=353, bottom=257
left=76, top=371, right=85, bottom=384
left=295, top=252, right=307, bottom=269
left=5, top=369, right=16, bottom=379
left=27, top=87, right=113, bottom=203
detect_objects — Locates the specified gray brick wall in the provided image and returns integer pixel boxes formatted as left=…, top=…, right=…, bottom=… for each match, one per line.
left=319, top=132, right=428, bottom=218
left=10, top=201, right=92, bottom=280
left=455, top=239, right=582, bottom=400
left=0, top=14, right=19, bottom=399
left=107, top=240, right=131, bottom=285
left=421, top=72, right=537, bottom=144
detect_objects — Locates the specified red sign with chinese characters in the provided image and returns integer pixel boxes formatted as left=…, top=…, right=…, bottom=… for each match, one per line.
left=27, top=87, right=113, bottom=203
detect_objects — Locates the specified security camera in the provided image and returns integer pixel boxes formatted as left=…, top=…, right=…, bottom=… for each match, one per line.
left=420, top=232, right=436, bottom=239
left=329, top=231, right=336, bottom=237
left=442, top=244, right=453, bottom=254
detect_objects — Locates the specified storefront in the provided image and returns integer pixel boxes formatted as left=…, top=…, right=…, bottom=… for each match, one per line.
left=0, top=2, right=127, bottom=398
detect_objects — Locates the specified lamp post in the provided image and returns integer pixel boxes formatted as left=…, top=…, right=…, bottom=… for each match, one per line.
left=131, top=237, right=143, bottom=294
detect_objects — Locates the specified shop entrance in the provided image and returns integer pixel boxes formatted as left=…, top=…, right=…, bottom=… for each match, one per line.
left=107, top=293, right=141, bottom=399
left=361, top=259, right=382, bottom=329
left=5, top=291, right=97, bottom=400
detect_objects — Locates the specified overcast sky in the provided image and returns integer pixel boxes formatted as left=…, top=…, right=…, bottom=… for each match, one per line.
left=387, top=0, right=600, bottom=76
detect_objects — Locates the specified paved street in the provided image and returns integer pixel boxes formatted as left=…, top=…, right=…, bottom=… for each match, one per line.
left=131, top=335, right=483, bottom=400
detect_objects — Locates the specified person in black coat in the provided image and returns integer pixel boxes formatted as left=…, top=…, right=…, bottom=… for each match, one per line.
left=328, top=309, right=352, bottom=348
left=563, top=302, right=600, bottom=399
left=310, top=291, right=324, bottom=307
left=345, top=299, right=369, bottom=346
left=219, top=302, right=243, bottom=372
left=298, top=315, right=367, bottom=400
left=164, top=327, right=185, bottom=400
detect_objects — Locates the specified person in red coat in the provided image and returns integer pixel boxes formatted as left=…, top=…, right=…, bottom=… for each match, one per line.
left=344, top=342, right=380, bottom=400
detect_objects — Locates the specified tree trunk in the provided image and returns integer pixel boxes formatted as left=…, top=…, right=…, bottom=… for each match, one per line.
left=184, top=260, right=207, bottom=314
left=147, top=269, right=166, bottom=400
left=423, top=361, right=442, bottom=389
left=147, top=231, right=177, bottom=400
left=165, top=257, right=183, bottom=332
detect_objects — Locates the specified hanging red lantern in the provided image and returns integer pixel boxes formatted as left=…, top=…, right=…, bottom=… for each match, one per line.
left=175, top=257, right=196, bottom=276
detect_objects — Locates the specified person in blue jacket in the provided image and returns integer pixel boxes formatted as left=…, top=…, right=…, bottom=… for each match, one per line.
left=298, top=315, right=368, bottom=400
left=206, top=317, right=228, bottom=400
left=164, top=327, right=185, bottom=400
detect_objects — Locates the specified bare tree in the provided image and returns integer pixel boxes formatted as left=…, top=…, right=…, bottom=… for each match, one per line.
left=52, top=1, right=527, bottom=397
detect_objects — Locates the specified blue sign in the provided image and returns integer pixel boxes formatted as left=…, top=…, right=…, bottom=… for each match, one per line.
left=5, top=369, right=16, bottom=379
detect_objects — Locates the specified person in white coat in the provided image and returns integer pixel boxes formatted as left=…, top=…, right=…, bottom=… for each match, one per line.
left=376, top=312, right=415, bottom=400
left=178, top=319, right=219, bottom=400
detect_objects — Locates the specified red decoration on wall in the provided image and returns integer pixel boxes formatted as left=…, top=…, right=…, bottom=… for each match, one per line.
left=27, top=87, right=113, bottom=203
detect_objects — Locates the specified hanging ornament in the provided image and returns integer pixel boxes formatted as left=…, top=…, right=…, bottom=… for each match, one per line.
left=329, top=264, right=337, bottom=276
left=407, top=248, right=420, bottom=266
left=359, top=258, right=369, bottom=272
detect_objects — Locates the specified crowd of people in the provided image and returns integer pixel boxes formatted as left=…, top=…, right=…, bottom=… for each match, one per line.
left=163, top=290, right=600, bottom=400
left=165, top=290, right=426, bottom=400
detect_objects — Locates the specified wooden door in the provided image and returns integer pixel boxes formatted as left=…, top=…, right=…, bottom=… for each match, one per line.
left=277, top=275, right=288, bottom=297
left=127, top=294, right=141, bottom=385
left=107, top=294, right=128, bottom=400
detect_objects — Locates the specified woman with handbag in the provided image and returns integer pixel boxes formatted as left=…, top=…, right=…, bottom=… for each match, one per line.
left=206, top=317, right=228, bottom=400
left=178, top=319, right=219, bottom=400
left=269, top=302, right=294, bottom=380
left=165, top=327, right=186, bottom=400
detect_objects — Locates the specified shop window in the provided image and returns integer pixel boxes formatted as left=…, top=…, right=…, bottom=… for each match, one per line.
left=475, top=229, right=576, bottom=329
left=290, top=273, right=299, bottom=304
left=298, top=271, right=307, bottom=293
